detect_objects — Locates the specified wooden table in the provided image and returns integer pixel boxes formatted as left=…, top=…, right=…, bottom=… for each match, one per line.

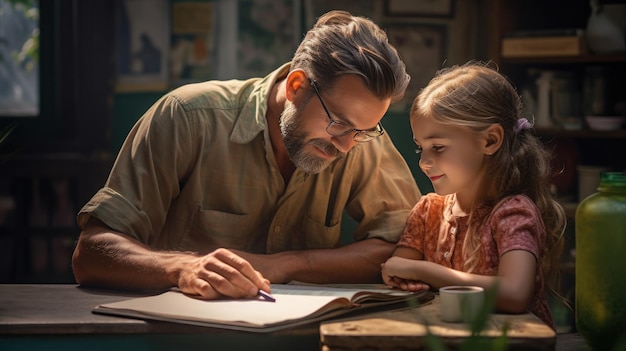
left=321, top=296, right=568, bottom=351
left=1, top=284, right=589, bottom=351
left=0, top=284, right=320, bottom=351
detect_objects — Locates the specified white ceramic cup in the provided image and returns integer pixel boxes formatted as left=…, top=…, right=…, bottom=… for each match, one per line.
left=439, top=286, right=485, bottom=323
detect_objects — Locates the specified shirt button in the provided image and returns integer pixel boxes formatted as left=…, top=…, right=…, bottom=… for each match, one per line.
left=444, top=251, right=450, bottom=258
left=274, top=226, right=281, bottom=233
left=450, top=227, right=456, bottom=235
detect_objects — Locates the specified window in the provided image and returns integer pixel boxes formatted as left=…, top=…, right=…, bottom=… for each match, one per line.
left=0, top=0, right=39, bottom=117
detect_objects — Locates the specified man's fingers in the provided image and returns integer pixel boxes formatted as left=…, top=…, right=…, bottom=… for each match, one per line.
left=177, top=248, right=271, bottom=300
left=216, top=249, right=271, bottom=291
left=202, top=249, right=269, bottom=297
left=188, top=277, right=221, bottom=299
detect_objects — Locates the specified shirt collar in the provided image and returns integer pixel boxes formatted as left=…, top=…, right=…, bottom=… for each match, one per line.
left=230, top=62, right=292, bottom=144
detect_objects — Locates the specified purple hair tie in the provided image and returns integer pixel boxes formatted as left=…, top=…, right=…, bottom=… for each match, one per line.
left=515, top=118, right=532, bottom=133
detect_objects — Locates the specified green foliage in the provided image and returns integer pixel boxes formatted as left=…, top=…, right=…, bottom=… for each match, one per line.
left=0, top=122, right=17, bottom=164
left=0, top=0, right=39, bottom=67
left=0, top=123, right=15, bottom=145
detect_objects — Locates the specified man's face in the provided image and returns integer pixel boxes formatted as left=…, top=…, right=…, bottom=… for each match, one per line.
left=280, top=99, right=341, bottom=173
left=280, top=75, right=391, bottom=174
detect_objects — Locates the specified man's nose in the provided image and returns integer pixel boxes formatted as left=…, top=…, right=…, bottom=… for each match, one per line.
left=331, top=135, right=357, bottom=153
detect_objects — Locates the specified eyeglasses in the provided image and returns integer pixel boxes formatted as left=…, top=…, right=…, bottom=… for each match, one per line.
left=310, top=80, right=384, bottom=142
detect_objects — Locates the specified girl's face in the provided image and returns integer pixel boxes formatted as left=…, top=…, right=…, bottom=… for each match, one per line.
left=410, top=114, right=489, bottom=203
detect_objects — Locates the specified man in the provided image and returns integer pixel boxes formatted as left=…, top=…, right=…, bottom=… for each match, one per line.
left=72, top=10, right=420, bottom=300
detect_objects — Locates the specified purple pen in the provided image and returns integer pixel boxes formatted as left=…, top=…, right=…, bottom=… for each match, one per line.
left=257, top=289, right=276, bottom=302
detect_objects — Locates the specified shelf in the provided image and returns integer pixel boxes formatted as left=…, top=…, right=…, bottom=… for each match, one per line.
left=501, top=53, right=626, bottom=64
left=0, top=152, right=113, bottom=284
left=0, top=226, right=79, bottom=235
left=535, top=128, right=626, bottom=139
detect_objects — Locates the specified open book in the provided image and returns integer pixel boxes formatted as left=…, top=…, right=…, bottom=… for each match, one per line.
left=93, top=283, right=434, bottom=332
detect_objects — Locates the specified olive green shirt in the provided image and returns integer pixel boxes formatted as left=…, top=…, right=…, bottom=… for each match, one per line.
left=78, top=63, right=420, bottom=254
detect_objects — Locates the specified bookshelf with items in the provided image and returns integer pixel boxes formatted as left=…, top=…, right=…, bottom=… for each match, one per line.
left=0, top=155, right=112, bottom=283
left=492, top=0, right=626, bottom=208
left=491, top=0, right=626, bottom=332
left=0, top=0, right=116, bottom=284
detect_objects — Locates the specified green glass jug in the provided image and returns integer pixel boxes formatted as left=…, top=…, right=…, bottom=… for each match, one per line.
left=576, top=172, right=626, bottom=351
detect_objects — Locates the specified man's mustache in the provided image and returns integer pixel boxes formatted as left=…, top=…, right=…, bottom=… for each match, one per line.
left=308, top=138, right=345, bottom=159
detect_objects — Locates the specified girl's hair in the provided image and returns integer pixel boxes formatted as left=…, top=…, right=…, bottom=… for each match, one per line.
left=411, top=61, right=566, bottom=299
left=291, top=10, right=410, bottom=102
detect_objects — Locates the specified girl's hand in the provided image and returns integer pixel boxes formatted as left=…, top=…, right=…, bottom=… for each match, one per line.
left=398, top=279, right=431, bottom=292
left=381, top=258, right=431, bottom=291
left=380, top=261, right=397, bottom=287
left=386, top=275, right=430, bottom=292
left=381, top=256, right=416, bottom=284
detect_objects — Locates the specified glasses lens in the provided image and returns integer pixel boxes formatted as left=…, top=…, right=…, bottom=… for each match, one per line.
left=353, top=124, right=384, bottom=142
left=328, top=121, right=384, bottom=142
left=353, top=133, right=373, bottom=142
left=353, top=131, right=378, bottom=142
left=326, top=120, right=353, bottom=137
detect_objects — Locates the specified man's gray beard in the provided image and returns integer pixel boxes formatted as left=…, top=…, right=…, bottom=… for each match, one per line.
left=279, top=101, right=343, bottom=174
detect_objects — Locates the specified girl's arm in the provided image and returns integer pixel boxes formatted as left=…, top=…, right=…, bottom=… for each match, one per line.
left=381, top=246, right=430, bottom=291
left=382, top=249, right=536, bottom=313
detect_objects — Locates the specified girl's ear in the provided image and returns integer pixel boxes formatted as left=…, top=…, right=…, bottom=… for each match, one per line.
left=483, top=124, right=504, bottom=155
left=285, top=69, right=308, bottom=102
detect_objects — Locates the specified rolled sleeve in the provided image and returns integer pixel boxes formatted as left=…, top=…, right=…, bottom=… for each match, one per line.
left=78, top=94, right=197, bottom=245
left=77, top=187, right=153, bottom=243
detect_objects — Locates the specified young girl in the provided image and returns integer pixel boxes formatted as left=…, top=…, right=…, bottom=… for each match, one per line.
left=381, top=62, right=566, bottom=329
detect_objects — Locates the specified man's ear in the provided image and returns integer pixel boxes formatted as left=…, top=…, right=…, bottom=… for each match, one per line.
left=483, top=124, right=504, bottom=155
left=285, top=69, right=308, bottom=102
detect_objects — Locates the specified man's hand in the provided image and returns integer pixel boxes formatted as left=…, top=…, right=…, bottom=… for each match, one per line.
left=73, top=218, right=271, bottom=298
left=177, top=248, right=271, bottom=299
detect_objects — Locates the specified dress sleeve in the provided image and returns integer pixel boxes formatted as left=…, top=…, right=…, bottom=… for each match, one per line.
left=489, top=195, right=546, bottom=261
left=396, top=194, right=444, bottom=253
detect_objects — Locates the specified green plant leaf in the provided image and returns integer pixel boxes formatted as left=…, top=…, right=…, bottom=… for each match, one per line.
left=0, top=123, right=16, bottom=145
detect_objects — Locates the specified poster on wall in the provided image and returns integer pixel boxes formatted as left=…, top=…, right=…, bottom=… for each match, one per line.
left=236, top=0, right=300, bottom=79
left=304, top=0, right=379, bottom=28
left=115, top=0, right=169, bottom=92
left=385, top=23, right=447, bottom=112
left=170, top=1, right=214, bottom=87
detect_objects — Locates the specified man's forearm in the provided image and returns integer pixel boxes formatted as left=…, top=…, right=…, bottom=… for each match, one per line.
left=244, top=238, right=395, bottom=284
left=72, top=229, right=189, bottom=291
